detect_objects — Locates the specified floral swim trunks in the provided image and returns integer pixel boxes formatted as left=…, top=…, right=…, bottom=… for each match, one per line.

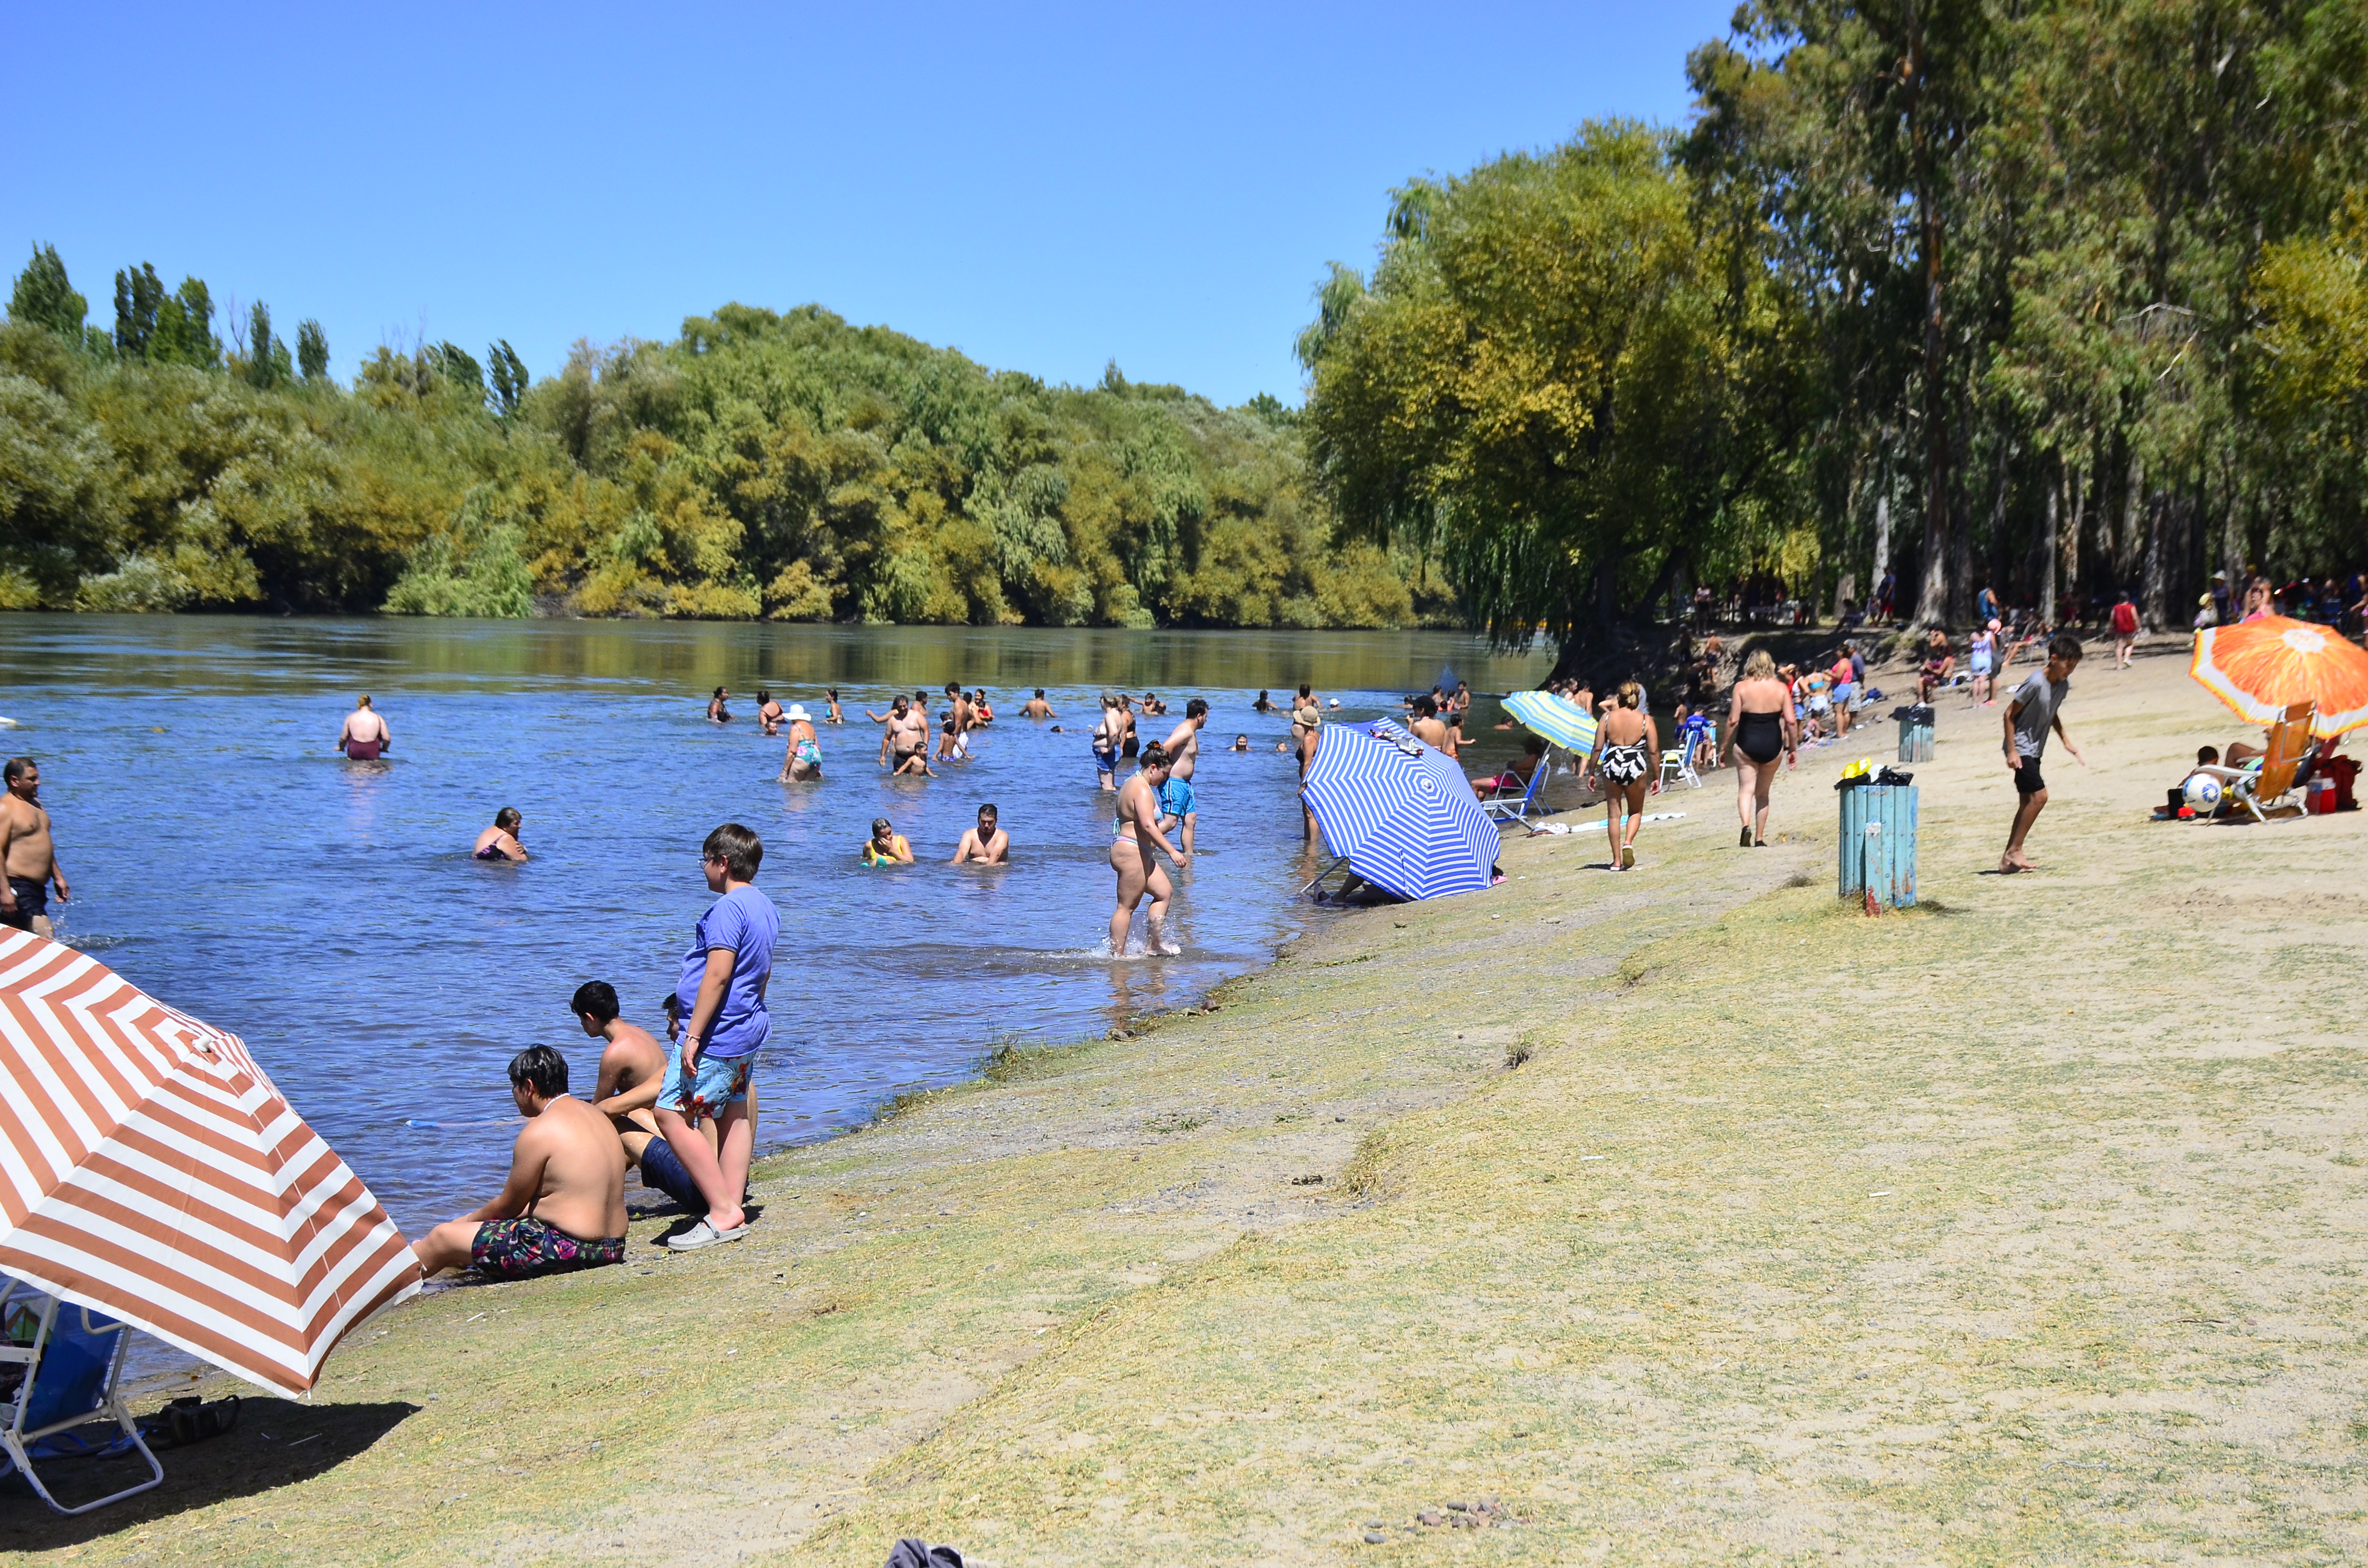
left=469, top=1216, right=626, bottom=1281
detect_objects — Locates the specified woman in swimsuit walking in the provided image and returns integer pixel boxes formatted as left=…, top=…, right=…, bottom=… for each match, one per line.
left=1586, top=682, right=1659, bottom=870
left=1109, top=741, right=1188, bottom=955
left=1724, top=648, right=1797, bottom=847
left=473, top=807, right=527, bottom=862
left=779, top=705, right=823, bottom=782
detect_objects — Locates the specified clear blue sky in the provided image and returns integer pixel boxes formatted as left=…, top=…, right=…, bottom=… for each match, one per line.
left=5, top=1, right=1734, bottom=407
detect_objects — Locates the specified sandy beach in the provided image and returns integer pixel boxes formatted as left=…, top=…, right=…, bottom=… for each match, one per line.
left=15, top=640, right=2366, bottom=1566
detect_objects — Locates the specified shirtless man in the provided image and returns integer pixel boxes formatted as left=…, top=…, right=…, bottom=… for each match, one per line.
left=1110, top=741, right=1187, bottom=956
left=936, top=684, right=975, bottom=763
left=1159, top=698, right=1209, bottom=855
left=337, top=695, right=390, bottom=760
left=409, top=1045, right=628, bottom=1281
left=879, top=696, right=930, bottom=772
left=1293, top=709, right=1322, bottom=840
left=1408, top=694, right=1459, bottom=758
left=1020, top=689, right=1056, bottom=719
left=1142, top=692, right=1168, bottom=717
left=1, top=759, right=68, bottom=939
left=574, top=980, right=704, bottom=1215
left=950, top=803, right=1011, bottom=865
left=1092, top=693, right=1126, bottom=791
left=756, top=689, right=784, bottom=736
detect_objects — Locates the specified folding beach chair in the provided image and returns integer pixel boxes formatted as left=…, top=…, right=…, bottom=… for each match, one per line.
left=1479, top=758, right=1551, bottom=827
left=0, top=1277, right=164, bottom=1515
left=2194, top=701, right=2317, bottom=824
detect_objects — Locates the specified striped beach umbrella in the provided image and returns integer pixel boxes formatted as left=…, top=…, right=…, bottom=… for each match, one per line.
left=1502, top=690, right=1597, bottom=756
left=2192, top=616, right=2368, bottom=738
left=0, top=931, right=419, bottom=1398
left=1302, top=722, right=1499, bottom=900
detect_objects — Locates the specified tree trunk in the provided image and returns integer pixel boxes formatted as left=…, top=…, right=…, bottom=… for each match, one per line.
left=2140, top=487, right=2169, bottom=631
left=2118, top=451, right=2145, bottom=593
left=2038, top=467, right=2059, bottom=620
left=2061, top=459, right=2083, bottom=619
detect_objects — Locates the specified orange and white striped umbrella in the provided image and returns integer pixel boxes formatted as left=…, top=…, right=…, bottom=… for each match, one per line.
left=2192, top=615, right=2368, bottom=739
left=0, top=930, right=419, bottom=1397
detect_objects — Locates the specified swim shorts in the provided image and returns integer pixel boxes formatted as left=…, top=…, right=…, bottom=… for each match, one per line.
left=2015, top=759, right=2046, bottom=796
left=636, top=1135, right=704, bottom=1213
left=1157, top=776, right=1197, bottom=820
left=469, top=1215, right=625, bottom=1280
left=659, top=1043, right=753, bottom=1126
left=1093, top=743, right=1116, bottom=778
left=2, top=877, right=46, bottom=931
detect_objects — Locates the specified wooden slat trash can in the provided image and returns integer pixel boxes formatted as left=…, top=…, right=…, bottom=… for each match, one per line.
left=1838, top=784, right=1918, bottom=908
left=1897, top=705, right=1935, bottom=763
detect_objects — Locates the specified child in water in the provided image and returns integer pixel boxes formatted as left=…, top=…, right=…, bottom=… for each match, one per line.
left=862, top=818, right=914, bottom=865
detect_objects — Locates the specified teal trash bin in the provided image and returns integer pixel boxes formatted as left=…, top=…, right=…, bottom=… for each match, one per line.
left=1838, top=783, right=1918, bottom=908
left=1897, top=706, right=1935, bottom=763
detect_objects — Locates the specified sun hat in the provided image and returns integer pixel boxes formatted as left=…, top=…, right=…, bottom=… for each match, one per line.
left=786, top=703, right=811, bottom=722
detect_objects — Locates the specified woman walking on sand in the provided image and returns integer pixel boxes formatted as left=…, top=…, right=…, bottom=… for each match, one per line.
left=1724, top=649, right=1797, bottom=847
left=1587, top=682, right=1658, bottom=871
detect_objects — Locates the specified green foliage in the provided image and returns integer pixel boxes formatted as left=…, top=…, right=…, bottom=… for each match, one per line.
left=113, top=263, right=163, bottom=360
left=0, top=284, right=1432, bottom=625
left=7, top=245, right=86, bottom=339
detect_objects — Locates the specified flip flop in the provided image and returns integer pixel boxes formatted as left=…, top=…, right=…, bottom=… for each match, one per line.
left=664, top=1219, right=749, bottom=1252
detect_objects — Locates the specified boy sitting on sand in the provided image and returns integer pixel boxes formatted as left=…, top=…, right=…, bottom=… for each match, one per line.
left=576, top=980, right=705, bottom=1215
left=410, top=1045, right=628, bottom=1281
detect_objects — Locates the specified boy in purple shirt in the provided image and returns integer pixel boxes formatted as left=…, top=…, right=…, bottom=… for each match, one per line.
left=654, top=822, right=779, bottom=1250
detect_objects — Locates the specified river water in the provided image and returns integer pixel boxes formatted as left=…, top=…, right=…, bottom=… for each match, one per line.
left=0, top=615, right=1549, bottom=1239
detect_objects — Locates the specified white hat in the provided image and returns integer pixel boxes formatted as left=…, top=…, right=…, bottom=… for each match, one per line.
left=786, top=704, right=811, bottom=722
left=1328, top=697, right=1341, bottom=708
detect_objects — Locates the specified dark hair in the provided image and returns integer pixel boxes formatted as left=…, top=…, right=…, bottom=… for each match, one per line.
left=2197, top=745, right=2220, bottom=765
left=1034, top=687, right=1045, bottom=697
left=493, top=807, right=521, bottom=831
left=1186, top=697, right=1208, bottom=719
left=827, top=686, right=838, bottom=698
left=713, top=686, right=725, bottom=698
left=703, top=821, right=763, bottom=880
left=661, top=992, right=680, bottom=1017
left=1522, top=733, right=1546, bottom=756
left=978, top=802, right=998, bottom=819
left=946, top=681, right=961, bottom=694
left=757, top=688, right=770, bottom=702
left=872, top=817, right=893, bottom=835
left=508, top=1044, right=569, bottom=1098
left=2047, top=633, right=2084, bottom=662
left=1414, top=694, right=1438, bottom=717
left=572, top=980, right=619, bottom=1021
left=1139, top=741, right=1171, bottom=770
left=2, top=757, right=32, bottom=785
left=1297, top=683, right=1311, bottom=698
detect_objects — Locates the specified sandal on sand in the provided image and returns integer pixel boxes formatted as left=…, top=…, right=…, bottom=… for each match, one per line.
left=664, top=1219, right=749, bottom=1252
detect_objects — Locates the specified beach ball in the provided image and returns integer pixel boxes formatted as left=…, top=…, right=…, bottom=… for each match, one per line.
left=2183, top=772, right=2223, bottom=810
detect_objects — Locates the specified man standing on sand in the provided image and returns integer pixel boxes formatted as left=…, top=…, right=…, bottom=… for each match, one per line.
left=1159, top=698, right=1209, bottom=855
left=1999, top=634, right=2089, bottom=874
left=654, top=823, right=777, bottom=1251
left=575, top=980, right=706, bottom=1216
left=337, top=695, right=390, bottom=760
left=409, top=1046, right=629, bottom=1281
left=1, top=759, right=68, bottom=939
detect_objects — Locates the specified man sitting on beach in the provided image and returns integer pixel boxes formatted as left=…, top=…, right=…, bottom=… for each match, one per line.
left=575, top=980, right=705, bottom=1215
left=950, top=803, right=1010, bottom=864
left=409, top=1045, right=629, bottom=1281
left=337, top=695, right=390, bottom=760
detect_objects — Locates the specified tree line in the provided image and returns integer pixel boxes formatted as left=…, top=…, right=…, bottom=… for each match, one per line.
left=1298, top=0, right=2368, bottom=670
left=1, top=250, right=1451, bottom=627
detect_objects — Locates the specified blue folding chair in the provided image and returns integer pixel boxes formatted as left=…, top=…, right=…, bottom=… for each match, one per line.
left=0, top=1276, right=164, bottom=1515
left=1480, top=756, right=1552, bottom=828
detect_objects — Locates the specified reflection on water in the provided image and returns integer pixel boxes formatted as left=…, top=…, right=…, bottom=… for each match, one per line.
left=0, top=614, right=1549, bottom=1242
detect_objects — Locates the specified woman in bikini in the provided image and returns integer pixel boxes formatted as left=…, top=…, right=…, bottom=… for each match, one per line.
left=779, top=705, right=823, bottom=782
left=1586, top=682, right=1659, bottom=871
left=824, top=688, right=843, bottom=724
left=1109, top=741, right=1187, bottom=956
left=1724, top=648, right=1797, bottom=847
left=473, top=807, right=527, bottom=862
left=706, top=687, right=732, bottom=723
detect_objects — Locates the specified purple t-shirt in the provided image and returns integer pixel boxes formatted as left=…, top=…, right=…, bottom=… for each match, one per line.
left=676, top=885, right=778, bottom=1060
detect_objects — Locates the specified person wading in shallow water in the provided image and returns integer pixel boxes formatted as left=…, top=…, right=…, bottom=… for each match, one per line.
left=0, top=758, right=69, bottom=939
left=1110, top=742, right=1188, bottom=956
left=337, top=695, right=390, bottom=760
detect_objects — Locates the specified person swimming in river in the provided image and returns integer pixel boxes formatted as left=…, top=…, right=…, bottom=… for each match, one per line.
left=337, top=694, right=391, bottom=760
left=473, top=807, right=527, bottom=862
left=1020, top=689, right=1055, bottom=719
left=862, top=817, right=914, bottom=865
left=779, top=704, right=822, bottom=782
left=1109, top=740, right=1188, bottom=957
left=1231, top=734, right=1250, bottom=751
left=707, top=687, right=732, bottom=724
left=950, top=802, right=1010, bottom=865
left=756, top=689, right=783, bottom=735
left=1253, top=690, right=1275, bottom=712
left=824, top=687, right=844, bottom=724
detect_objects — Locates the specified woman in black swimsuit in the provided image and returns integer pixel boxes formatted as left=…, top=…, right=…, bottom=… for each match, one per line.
left=1587, top=682, right=1659, bottom=871
left=1724, top=648, right=1797, bottom=847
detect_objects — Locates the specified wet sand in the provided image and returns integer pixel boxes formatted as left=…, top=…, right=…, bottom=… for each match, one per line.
left=16, top=639, right=2366, bottom=1565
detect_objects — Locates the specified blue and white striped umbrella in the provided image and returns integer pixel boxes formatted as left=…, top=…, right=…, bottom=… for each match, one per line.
left=1502, top=690, right=1596, bottom=755
left=1302, top=721, right=1499, bottom=901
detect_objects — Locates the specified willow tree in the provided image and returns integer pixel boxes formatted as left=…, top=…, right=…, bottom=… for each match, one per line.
left=1298, top=120, right=1806, bottom=675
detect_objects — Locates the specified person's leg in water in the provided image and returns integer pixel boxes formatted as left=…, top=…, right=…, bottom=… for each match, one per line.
left=1108, top=838, right=1148, bottom=954
left=1138, top=844, right=1177, bottom=954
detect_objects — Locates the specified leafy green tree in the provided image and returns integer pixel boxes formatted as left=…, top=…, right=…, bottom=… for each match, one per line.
left=7, top=245, right=86, bottom=340
left=487, top=339, right=526, bottom=417
left=296, top=318, right=329, bottom=381
left=151, top=278, right=218, bottom=368
left=114, top=263, right=165, bottom=360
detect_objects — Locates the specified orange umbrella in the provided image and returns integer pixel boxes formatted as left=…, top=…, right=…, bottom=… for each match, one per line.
left=0, top=930, right=420, bottom=1397
left=2191, top=615, right=2368, bottom=738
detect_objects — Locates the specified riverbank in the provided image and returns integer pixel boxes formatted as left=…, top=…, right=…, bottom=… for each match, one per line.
left=15, top=645, right=2367, bottom=1564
